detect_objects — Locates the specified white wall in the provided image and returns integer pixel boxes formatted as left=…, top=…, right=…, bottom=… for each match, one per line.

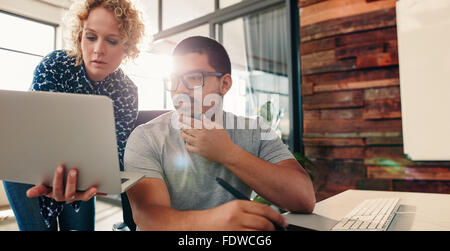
left=397, top=0, right=450, bottom=160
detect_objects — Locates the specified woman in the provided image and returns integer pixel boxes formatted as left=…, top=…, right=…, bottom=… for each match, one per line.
left=2, top=0, right=145, bottom=231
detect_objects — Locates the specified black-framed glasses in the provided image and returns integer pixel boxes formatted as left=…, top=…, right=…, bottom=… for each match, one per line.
left=164, top=71, right=225, bottom=91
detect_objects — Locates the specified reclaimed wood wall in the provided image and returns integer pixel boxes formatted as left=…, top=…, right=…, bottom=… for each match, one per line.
left=298, top=0, right=450, bottom=201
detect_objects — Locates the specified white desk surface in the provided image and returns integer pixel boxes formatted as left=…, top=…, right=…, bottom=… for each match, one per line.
left=285, top=189, right=450, bottom=231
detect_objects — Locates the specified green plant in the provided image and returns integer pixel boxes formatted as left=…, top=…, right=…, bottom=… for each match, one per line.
left=252, top=195, right=272, bottom=207
left=293, top=152, right=315, bottom=182
left=252, top=152, right=315, bottom=214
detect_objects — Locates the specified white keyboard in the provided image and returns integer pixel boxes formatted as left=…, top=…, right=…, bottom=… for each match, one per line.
left=331, top=197, right=400, bottom=231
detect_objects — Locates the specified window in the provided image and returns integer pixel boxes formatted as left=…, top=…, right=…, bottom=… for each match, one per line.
left=133, top=0, right=159, bottom=35
left=221, top=5, right=291, bottom=142
left=0, top=11, right=56, bottom=91
left=121, top=52, right=172, bottom=110
left=220, top=0, right=245, bottom=9
left=159, top=25, right=210, bottom=46
left=138, top=0, right=300, bottom=150
left=162, top=0, right=215, bottom=29
left=121, top=25, right=209, bottom=110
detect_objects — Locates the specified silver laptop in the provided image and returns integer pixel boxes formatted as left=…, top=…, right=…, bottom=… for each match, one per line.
left=0, top=90, right=144, bottom=194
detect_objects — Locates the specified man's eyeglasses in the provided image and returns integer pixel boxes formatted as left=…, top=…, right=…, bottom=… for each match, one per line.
left=164, top=71, right=225, bottom=91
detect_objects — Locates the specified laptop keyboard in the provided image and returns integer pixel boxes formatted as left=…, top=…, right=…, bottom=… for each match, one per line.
left=331, top=197, right=400, bottom=231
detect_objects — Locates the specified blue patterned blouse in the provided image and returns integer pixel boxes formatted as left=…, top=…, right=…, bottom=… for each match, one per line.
left=30, top=50, right=139, bottom=227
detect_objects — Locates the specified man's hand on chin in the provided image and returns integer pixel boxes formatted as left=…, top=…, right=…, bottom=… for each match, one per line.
left=179, top=114, right=240, bottom=164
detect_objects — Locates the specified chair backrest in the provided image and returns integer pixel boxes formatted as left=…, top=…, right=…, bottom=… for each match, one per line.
left=122, top=110, right=170, bottom=231
left=134, top=110, right=171, bottom=129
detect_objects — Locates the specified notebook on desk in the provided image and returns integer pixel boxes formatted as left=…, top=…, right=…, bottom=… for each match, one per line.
left=0, top=90, right=144, bottom=194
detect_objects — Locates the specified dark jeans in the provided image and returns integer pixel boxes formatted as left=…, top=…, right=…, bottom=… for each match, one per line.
left=3, top=181, right=95, bottom=231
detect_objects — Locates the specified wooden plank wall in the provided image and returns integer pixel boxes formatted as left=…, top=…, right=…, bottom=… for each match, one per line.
left=298, top=0, right=450, bottom=201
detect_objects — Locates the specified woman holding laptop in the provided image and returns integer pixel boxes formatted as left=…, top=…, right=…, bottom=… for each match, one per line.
left=2, top=0, right=145, bottom=231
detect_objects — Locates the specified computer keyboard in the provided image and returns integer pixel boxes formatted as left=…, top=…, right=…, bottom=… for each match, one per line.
left=331, top=197, right=400, bottom=231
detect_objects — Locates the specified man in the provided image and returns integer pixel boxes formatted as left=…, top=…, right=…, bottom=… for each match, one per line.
left=125, top=36, right=315, bottom=230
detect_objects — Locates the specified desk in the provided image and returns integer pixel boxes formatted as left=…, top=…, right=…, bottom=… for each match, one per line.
left=285, top=189, right=450, bottom=231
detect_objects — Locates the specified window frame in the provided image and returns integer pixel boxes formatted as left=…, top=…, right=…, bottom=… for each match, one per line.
left=153, top=0, right=303, bottom=153
left=0, top=10, right=58, bottom=58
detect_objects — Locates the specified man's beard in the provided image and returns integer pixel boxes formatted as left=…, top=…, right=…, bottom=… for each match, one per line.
left=172, top=91, right=224, bottom=121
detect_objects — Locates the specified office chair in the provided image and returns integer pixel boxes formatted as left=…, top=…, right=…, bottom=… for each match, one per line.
left=113, top=110, right=170, bottom=231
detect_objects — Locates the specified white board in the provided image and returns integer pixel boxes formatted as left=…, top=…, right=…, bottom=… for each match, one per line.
left=397, top=0, right=450, bottom=160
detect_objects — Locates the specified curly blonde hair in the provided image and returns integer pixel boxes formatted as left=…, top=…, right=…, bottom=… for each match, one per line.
left=64, top=0, right=145, bottom=66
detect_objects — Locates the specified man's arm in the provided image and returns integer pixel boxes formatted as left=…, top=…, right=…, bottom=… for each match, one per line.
left=126, top=178, right=288, bottom=231
left=126, top=178, right=203, bottom=231
left=223, top=150, right=315, bottom=213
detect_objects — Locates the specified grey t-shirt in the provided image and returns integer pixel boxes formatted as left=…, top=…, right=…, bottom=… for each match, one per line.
left=124, top=111, right=294, bottom=211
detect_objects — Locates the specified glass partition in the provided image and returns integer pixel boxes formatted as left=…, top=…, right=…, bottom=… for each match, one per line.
left=221, top=5, right=290, bottom=143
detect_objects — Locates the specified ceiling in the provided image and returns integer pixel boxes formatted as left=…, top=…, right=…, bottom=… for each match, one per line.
left=37, top=0, right=73, bottom=9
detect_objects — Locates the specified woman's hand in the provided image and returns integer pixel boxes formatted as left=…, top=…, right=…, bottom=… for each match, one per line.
left=26, top=164, right=105, bottom=203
